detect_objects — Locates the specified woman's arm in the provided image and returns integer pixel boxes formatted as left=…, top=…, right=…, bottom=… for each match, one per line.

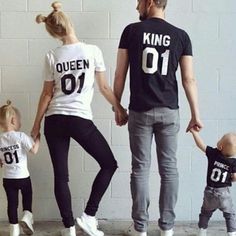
left=31, top=81, right=54, bottom=139
left=95, top=71, right=128, bottom=126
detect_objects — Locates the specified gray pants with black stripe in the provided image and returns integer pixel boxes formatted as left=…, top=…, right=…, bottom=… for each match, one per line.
left=199, top=186, right=236, bottom=232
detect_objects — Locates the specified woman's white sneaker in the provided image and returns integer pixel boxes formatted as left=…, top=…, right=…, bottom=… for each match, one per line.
left=76, top=212, right=104, bottom=236
left=198, top=228, right=207, bottom=236
left=61, top=226, right=76, bottom=236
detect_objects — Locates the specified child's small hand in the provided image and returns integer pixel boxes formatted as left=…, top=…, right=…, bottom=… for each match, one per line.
left=189, top=125, right=200, bottom=133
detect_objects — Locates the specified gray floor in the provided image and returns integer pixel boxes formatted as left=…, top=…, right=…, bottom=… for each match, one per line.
left=0, top=221, right=228, bottom=236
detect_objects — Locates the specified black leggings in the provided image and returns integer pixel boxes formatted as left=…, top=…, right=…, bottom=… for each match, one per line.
left=3, top=177, right=32, bottom=224
left=44, top=115, right=118, bottom=227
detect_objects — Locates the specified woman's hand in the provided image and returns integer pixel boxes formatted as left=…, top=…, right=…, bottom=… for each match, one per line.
left=31, top=123, right=41, bottom=140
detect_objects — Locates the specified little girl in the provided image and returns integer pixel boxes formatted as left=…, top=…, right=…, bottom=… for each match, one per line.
left=0, top=100, right=40, bottom=236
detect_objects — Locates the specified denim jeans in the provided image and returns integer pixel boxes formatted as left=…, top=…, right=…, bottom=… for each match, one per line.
left=199, top=186, right=236, bottom=232
left=44, top=115, right=117, bottom=228
left=128, top=107, right=180, bottom=232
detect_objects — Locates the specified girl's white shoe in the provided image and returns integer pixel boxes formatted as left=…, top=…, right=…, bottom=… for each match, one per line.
left=10, top=224, right=20, bottom=236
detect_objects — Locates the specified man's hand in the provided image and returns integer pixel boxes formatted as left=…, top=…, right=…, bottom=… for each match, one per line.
left=186, top=117, right=203, bottom=133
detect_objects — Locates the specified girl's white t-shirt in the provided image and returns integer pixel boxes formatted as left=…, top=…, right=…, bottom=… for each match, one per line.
left=0, top=131, right=34, bottom=179
left=44, top=42, right=106, bottom=120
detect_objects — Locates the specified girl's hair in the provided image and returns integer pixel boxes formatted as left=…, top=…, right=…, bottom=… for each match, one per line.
left=35, top=1, right=72, bottom=39
left=0, top=100, right=18, bottom=128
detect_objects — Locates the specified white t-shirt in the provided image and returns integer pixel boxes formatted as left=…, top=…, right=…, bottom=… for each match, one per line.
left=0, top=131, right=34, bottom=179
left=44, top=42, right=106, bottom=120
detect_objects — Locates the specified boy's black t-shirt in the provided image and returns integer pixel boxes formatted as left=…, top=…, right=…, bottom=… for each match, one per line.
left=119, top=18, right=192, bottom=112
left=206, top=146, right=236, bottom=188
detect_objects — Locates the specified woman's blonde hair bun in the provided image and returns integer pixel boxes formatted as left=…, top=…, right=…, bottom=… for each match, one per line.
left=52, top=1, right=62, bottom=12
left=6, top=100, right=12, bottom=106
left=36, top=14, right=47, bottom=24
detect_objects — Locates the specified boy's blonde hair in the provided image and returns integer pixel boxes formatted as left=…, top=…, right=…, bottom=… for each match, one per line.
left=35, top=2, right=72, bottom=39
left=220, top=133, right=236, bottom=157
left=0, top=100, right=19, bottom=129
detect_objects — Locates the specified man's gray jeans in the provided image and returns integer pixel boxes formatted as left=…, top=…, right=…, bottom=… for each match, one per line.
left=128, top=107, right=180, bottom=232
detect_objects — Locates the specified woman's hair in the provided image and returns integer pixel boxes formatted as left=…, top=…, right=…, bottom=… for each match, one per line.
left=35, top=1, right=72, bottom=39
left=0, top=100, right=19, bottom=128
left=155, top=0, right=167, bottom=9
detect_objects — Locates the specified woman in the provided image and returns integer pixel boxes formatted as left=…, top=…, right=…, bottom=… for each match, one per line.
left=31, top=2, right=127, bottom=236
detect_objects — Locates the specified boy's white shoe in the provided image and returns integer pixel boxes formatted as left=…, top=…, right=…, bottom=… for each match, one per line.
left=76, top=212, right=104, bottom=236
left=19, top=210, right=34, bottom=235
left=228, top=232, right=236, bottom=236
left=126, top=224, right=147, bottom=236
left=160, top=228, right=174, bottom=236
left=61, top=226, right=76, bottom=236
left=198, top=228, right=207, bottom=236
left=10, top=224, right=20, bottom=236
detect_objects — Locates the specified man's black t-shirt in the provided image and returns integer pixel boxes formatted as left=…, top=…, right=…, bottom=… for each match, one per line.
left=119, top=18, right=192, bottom=112
left=206, top=146, right=236, bottom=188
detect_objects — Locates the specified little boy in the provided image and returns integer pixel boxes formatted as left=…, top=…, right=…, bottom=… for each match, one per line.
left=190, top=128, right=236, bottom=236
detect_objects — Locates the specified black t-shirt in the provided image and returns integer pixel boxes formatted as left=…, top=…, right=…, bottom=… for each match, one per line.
left=119, top=18, right=192, bottom=112
left=206, top=146, right=236, bottom=188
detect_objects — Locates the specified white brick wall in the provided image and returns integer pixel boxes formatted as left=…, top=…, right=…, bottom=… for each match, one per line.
left=0, top=0, right=236, bottom=223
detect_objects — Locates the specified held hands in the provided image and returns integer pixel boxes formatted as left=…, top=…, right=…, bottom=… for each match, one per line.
left=186, top=117, right=203, bottom=133
left=31, top=124, right=41, bottom=140
left=114, top=105, right=128, bottom=126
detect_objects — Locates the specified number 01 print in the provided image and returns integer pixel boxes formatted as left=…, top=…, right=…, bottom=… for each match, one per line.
left=61, top=73, right=85, bottom=95
left=142, top=47, right=170, bottom=75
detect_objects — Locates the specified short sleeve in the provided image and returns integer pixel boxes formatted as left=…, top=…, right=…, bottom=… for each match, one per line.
left=20, top=132, right=34, bottom=152
left=231, top=160, right=236, bottom=173
left=94, top=46, right=106, bottom=72
left=118, top=25, right=131, bottom=49
left=206, top=146, right=215, bottom=160
left=43, top=51, right=55, bottom=81
left=182, top=31, right=193, bottom=56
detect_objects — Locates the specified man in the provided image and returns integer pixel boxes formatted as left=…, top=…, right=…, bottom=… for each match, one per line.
left=113, top=0, right=203, bottom=236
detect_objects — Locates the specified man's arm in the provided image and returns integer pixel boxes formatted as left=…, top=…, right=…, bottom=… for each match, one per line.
left=113, top=49, right=129, bottom=102
left=113, top=49, right=129, bottom=125
left=180, top=55, right=203, bottom=132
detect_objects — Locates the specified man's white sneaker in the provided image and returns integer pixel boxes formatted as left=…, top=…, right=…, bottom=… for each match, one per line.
left=76, top=212, right=104, bottom=236
left=61, top=226, right=76, bottom=236
left=198, top=228, right=207, bottom=236
left=126, top=224, right=147, bottom=236
left=160, top=228, right=174, bottom=236
left=19, top=210, right=34, bottom=235
left=10, top=224, right=20, bottom=236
